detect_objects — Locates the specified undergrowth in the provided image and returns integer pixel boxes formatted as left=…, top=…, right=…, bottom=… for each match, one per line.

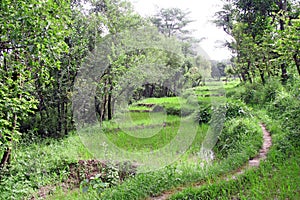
left=0, top=134, right=93, bottom=199
left=170, top=77, right=300, bottom=200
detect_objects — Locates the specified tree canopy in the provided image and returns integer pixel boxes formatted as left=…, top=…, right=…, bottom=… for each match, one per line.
left=0, top=0, right=209, bottom=168
left=215, top=0, right=300, bottom=84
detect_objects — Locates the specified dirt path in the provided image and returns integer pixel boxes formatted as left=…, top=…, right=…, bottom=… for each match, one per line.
left=147, top=123, right=272, bottom=200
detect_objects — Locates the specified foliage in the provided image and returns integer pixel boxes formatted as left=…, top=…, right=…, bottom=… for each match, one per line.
left=224, top=100, right=253, bottom=119
left=193, top=105, right=211, bottom=124
left=215, top=0, right=300, bottom=83
left=211, top=62, right=227, bottom=79
left=79, top=162, right=120, bottom=194
left=151, top=7, right=194, bottom=39
left=170, top=154, right=300, bottom=200
left=170, top=108, right=300, bottom=200
left=0, top=134, right=89, bottom=199
left=214, top=118, right=262, bottom=159
left=0, top=0, right=299, bottom=199
left=193, top=99, right=252, bottom=125
left=0, top=0, right=70, bottom=167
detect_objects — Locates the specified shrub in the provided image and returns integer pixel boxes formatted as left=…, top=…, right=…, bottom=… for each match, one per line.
left=165, top=106, right=181, bottom=116
left=225, top=100, right=253, bottom=119
left=265, top=87, right=300, bottom=153
left=214, top=118, right=262, bottom=159
left=193, top=105, right=211, bottom=124
left=240, top=82, right=263, bottom=104
left=262, top=78, right=283, bottom=103
left=193, top=100, right=252, bottom=125
left=182, top=90, right=194, bottom=99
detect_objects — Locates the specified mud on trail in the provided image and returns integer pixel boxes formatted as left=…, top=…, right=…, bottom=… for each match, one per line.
left=148, top=123, right=272, bottom=200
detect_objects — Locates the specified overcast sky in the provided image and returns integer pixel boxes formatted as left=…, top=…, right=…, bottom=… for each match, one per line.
left=129, top=0, right=232, bottom=61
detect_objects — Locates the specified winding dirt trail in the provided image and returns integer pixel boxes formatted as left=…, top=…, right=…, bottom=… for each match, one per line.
left=147, top=123, right=272, bottom=200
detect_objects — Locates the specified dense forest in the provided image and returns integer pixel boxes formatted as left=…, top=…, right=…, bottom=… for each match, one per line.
left=0, top=0, right=299, bottom=199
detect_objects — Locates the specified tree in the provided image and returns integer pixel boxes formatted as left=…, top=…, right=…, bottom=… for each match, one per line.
left=148, top=7, right=207, bottom=93
left=19, top=0, right=104, bottom=137
left=151, top=8, right=194, bottom=38
left=87, top=0, right=146, bottom=121
left=211, top=62, right=226, bottom=80
left=215, top=0, right=299, bottom=84
left=0, top=0, right=70, bottom=167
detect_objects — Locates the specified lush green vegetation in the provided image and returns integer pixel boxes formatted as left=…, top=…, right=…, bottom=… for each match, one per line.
left=0, top=0, right=299, bottom=199
left=170, top=79, right=300, bottom=200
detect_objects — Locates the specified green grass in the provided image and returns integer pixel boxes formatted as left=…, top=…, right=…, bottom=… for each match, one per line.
left=128, top=105, right=153, bottom=111
left=105, top=120, right=181, bottom=151
left=137, top=97, right=184, bottom=110
left=51, top=112, right=262, bottom=200
left=0, top=134, right=93, bottom=199
left=2, top=78, right=273, bottom=200
left=169, top=96, right=300, bottom=200
left=39, top=80, right=246, bottom=199
left=138, top=97, right=182, bottom=104
left=43, top=79, right=300, bottom=200
left=76, top=117, right=202, bottom=171
left=50, top=151, right=258, bottom=200
left=128, top=80, right=237, bottom=114
left=102, top=112, right=180, bottom=131
left=102, top=122, right=209, bottom=154
left=239, top=153, right=300, bottom=199
left=170, top=149, right=300, bottom=200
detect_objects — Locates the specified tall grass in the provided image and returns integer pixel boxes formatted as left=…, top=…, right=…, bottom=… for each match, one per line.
left=170, top=77, right=300, bottom=200
left=0, top=134, right=93, bottom=199
left=53, top=113, right=262, bottom=200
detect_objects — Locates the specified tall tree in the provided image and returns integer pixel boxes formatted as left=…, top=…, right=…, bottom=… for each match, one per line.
left=151, top=8, right=194, bottom=38
left=0, top=0, right=70, bottom=167
left=149, top=7, right=207, bottom=92
left=215, top=0, right=299, bottom=83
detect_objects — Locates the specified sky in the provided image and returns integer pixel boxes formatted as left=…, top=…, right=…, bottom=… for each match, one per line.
left=129, top=0, right=232, bottom=61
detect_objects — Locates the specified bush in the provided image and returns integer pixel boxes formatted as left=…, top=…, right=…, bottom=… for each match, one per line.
left=262, top=78, right=283, bottom=103
left=193, top=105, right=211, bottom=124
left=182, top=90, right=194, bottom=99
left=239, top=82, right=263, bottom=104
left=266, top=87, right=300, bottom=152
left=165, top=106, right=181, bottom=116
left=229, top=78, right=283, bottom=106
left=214, top=118, right=262, bottom=159
left=225, top=100, right=253, bottom=119
left=164, top=104, right=197, bottom=117
left=193, top=100, right=252, bottom=125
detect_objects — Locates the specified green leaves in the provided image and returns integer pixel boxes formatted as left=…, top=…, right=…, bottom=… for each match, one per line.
left=215, top=0, right=299, bottom=83
left=0, top=0, right=71, bottom=166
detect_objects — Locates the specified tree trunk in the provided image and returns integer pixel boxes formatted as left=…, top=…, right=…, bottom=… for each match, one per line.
left=293, top=53, right=300, bottom=76
left=258, top=68, right=266, bottom=85
left=101, top=94, right=107, bottom=122
left=281, top=64, right=288, bottom=84
left=107, top=94, right=112, bottom=120
left=61, top=97, right=66, bottom=136
left=57, top=70, right=62, bottom=136
left=0, top=148, right=11, bottom=168
left=64, top=100, right=68, bottom=135
left=107, top=76, right=113, bottom=121
left=246, top=61, right=253, bottom=84
left=100, top=80, right=108, bottom=122
left=57, top=97, right=62, bottom=135
left=0, top=113, right=17, bottom=169
left=241, top=71, right=247, bottom=82
left=238, top=74, right=242, bottom=82
left=150, top=84, right=154, bottom=97
left=248, top=73, right=253, bottom=84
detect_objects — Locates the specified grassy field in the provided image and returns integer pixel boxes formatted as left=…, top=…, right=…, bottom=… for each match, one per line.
left=2, top=79, right=299, bottom=200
